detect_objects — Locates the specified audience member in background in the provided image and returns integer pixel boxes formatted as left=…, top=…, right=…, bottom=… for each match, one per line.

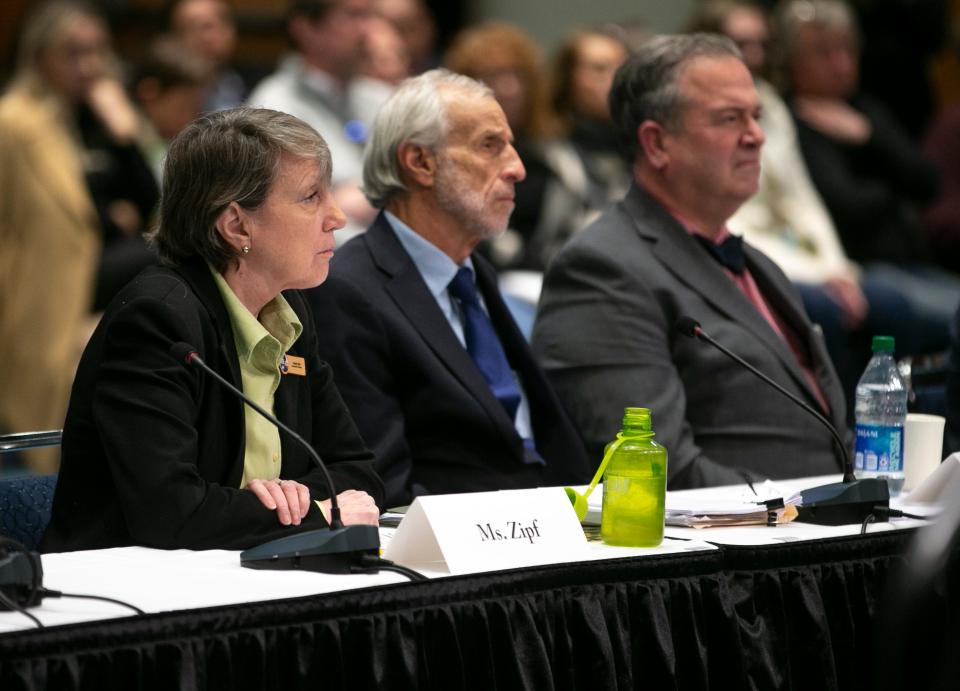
left=608, top=17, right=652, bottom=54
left=0, top=1, right=155, bottom=472
left=854, top=0, right=947, bottom=141
left=533, top=34, right=848, bottom=487
left=945, top=303, right=960, bottom=455
left=249, top=0, right=391, bottom=240
left=922, top=98, right=960, bottom=275
left=780, top=0, right=960, bottom=338
left=689, top=0, right=943, bottom=408
left=131, top=35, right=211, bottom=180
left=374, top=0, right=438, bottom=75
left=42, top=107, right=383, bottom=552
left=444, top=22, right=595, bottom=271
left=167, top=0, right=246, bottom=111
left=305, top=70, right=591, bottom=508
left=550, top=29, right=632, bottom=222
left=362, top=15, right=411, bottom=86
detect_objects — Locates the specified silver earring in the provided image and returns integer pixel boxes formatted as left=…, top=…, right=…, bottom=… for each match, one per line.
left=241, top=245, right=251, bottom=255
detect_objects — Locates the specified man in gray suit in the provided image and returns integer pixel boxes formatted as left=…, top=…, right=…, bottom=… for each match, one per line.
left=533, top=34, right=849, bottom=488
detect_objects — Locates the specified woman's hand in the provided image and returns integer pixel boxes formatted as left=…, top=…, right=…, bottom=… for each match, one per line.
left=793, top=96, right=872, bottom=145
left=824, top=275, right=868, bottom=329
left=87, top=77, right=141, bottom=144
left=247, top=478, right=311, bottom=526
left=316, top=489, right=380, bottom=526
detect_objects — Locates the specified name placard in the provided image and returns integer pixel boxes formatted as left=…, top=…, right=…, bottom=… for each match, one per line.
left=383, top=487, right=589, bottom=574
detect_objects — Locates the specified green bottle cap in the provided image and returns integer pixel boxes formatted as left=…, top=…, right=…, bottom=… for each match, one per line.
left=871, top=335, right=895, bottom=353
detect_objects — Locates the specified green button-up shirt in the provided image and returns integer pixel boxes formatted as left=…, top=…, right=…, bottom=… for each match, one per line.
left=210, top=267, right=302, bottom=488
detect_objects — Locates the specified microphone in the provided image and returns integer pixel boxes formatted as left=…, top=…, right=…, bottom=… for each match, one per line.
left=0, top=539, right=44, bottom=614
left=170, top=342, right=380, bottom=573
left=675, top=317, right=889, bottom=525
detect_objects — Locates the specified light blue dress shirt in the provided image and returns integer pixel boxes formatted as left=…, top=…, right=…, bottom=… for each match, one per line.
left=385, top=211, right=534, bottom=442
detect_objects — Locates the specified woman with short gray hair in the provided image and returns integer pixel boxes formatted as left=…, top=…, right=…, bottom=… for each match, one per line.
left=43, top=107, right=384, bottom=552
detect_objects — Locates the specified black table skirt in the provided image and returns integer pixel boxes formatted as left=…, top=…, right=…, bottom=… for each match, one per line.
left=0, top=531, right=913, bottom=691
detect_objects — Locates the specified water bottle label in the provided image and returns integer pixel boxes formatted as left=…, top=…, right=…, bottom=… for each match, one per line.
left=854, top=423, right=903, bottom=473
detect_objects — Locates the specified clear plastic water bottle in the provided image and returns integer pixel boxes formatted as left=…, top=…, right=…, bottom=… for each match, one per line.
left=854, top=335, right=907, bottom=495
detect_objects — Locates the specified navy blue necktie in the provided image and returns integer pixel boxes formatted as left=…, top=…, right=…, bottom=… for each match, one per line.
left=694, top=233, right=746, bottom=275
left=448, top=267, right=522, bottom=421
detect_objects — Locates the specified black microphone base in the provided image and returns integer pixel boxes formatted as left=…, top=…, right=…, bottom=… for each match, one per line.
left=796, top=478, right=890, bottom=526
left=0, top=550, right=44, bottom=609
left=240, top=525, right=380, bottom=574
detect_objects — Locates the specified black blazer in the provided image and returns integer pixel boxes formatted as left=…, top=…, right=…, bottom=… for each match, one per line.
left=42, top=258, right=384, bottom=552
left=306, top=213, right=592, bottom=508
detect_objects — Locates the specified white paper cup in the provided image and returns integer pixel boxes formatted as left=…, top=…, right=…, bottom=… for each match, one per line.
left=903, top=413, right=946, bottom=492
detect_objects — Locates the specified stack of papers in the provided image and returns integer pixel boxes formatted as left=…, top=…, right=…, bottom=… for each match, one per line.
left=578, top=481, right=802, bottom=528
left=665, top=480, right=802, bottom=527
left=664, top=496, right=799, bottom=528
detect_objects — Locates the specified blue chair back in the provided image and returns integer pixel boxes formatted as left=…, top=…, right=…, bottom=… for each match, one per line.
left=0, top=475, right=57, bottom=551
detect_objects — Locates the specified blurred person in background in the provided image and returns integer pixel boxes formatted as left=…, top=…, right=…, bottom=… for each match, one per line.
left=249, top=0, right=392, bottom=242
left=0, top=0, right=156, bottom=473
left=946, top=303, right=960, bottom=455
left=607, top=17, right=652, bottom=54
left=920, top=22, right=960, bottom=276
left=689, top=0, right=942, bottom=409
left=362, top=14, right=411, bottom=86
left=444, top=22, right=596, bottom=273
left=779, top=0, right=959, bottom=355
left=854, top=0, right=947, bottom=141
left=551, top=28, right=632, bottom=227
left=131, top=35, right=212, bottom=180
left=167, top=0, right=246, bottom=111
left=374, top=0, right=438, bottom=75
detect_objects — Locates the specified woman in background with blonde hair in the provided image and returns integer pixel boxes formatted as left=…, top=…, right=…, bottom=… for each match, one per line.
left=0, top=1, right=159, bottom=473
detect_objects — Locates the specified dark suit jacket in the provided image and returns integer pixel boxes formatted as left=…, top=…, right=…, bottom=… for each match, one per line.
left=42, top=258, right=384, bottom=552
left=533, top=184, right=850, bottom=488
left=306, top=214, right=592, bottom=508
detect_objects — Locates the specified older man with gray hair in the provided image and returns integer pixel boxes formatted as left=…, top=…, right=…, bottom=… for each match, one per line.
left=532, top=34, right=850, bottom=488
left=307, top=69, right=591, bottom=508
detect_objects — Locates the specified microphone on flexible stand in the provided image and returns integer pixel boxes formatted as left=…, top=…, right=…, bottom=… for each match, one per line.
left=674, top=317, right=889, bottom=525
left=169, top=342, right=380, bottom=573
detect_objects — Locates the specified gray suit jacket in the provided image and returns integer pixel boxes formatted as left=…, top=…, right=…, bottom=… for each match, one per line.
left=533, top=184, right=849, bottom=488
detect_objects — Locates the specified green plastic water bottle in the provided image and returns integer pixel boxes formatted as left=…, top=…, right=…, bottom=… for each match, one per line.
left=600, top=407, right=667, bottom=547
